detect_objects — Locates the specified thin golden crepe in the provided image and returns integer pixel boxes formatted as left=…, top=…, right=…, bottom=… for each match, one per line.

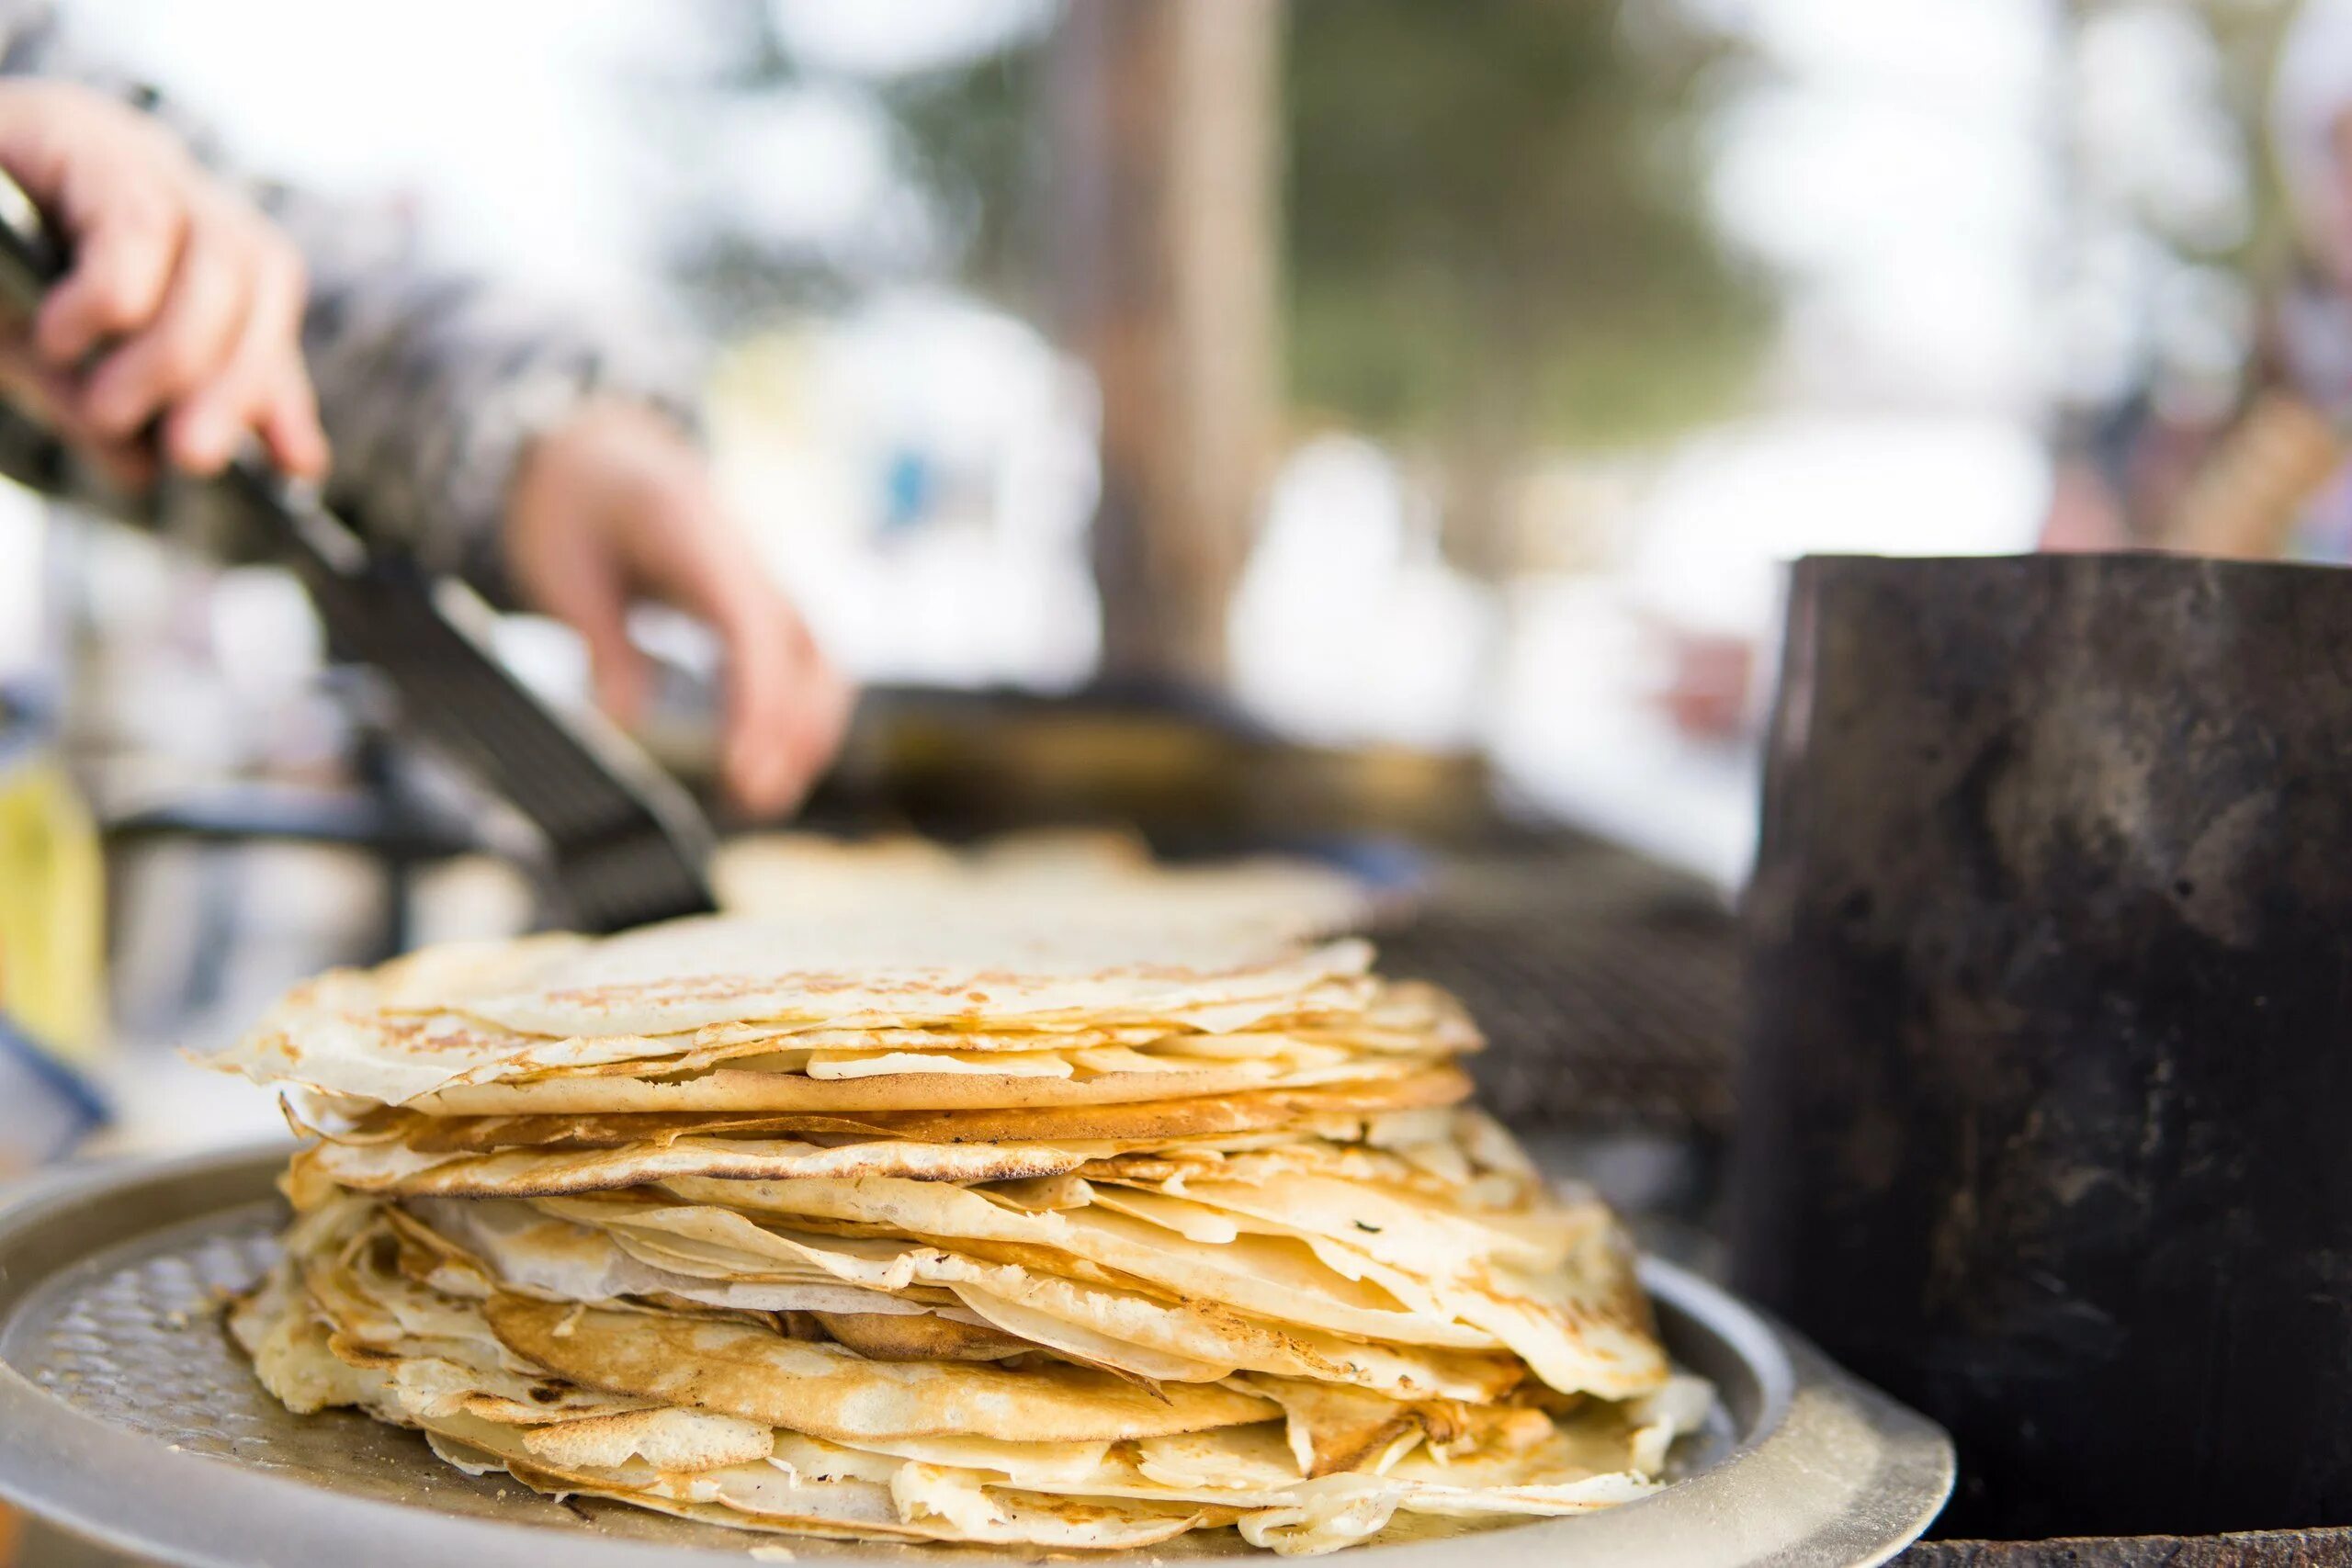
left=217, top=912, right=1710, bottom=1554
left=286, top=1072, right=1476, bottom=1200
left=334, top=1075, right=1474, bottom=1155
left=212, top=921, right=1415, bottom=1107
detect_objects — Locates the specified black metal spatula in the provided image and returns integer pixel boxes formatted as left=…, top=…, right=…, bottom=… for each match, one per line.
left=0, top=169, right=717, bottom=933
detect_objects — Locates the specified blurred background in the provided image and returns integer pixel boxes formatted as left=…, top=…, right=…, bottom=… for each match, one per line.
left=0, top=0, right=2332, bottom=1160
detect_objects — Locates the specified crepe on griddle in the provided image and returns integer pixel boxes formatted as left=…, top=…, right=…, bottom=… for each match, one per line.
left=217, top=911, right=1709, bottom=1554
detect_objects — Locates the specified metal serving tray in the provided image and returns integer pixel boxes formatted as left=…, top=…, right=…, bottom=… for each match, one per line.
left=0, top=1145, right=1952, bottom=1567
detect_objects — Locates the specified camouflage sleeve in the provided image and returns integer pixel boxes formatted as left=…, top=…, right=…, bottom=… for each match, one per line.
left=264, top=194, right=705, bottom=595
left=0, top=0, right=705, bottom=597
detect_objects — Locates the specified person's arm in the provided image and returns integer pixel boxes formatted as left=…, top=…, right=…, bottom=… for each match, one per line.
left=0, top=2, right=847, bottom=811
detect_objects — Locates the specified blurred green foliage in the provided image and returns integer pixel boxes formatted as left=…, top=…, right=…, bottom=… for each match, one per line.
left=702, top=0, right=1770, bottom=457
left=2186, top=0, right=2297, bottom=269
left=1283, top=0, right=1768, bottom=451
left=883, top=43, right=1048, bottom=312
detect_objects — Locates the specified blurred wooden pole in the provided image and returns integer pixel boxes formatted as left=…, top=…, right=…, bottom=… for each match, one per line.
left=1051, top=0, right=1281, bottom=688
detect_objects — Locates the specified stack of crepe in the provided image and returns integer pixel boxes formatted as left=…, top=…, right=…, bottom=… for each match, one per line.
left=215, top=914, right=1708, bottom=1555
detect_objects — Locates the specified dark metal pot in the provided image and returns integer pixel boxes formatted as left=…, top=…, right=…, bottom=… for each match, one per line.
left=1732, top=553, right=2352, bottom=1539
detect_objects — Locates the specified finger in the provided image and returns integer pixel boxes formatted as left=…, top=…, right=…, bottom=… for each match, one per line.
left=0, top=340, right=153, bottom=491
left=256, top=375, right=330, bottom=479
left=72, top=427, right=156, bottom=493
left=0, top=336, right=72, bottom=426
left=759, top=637, right=852, bottom=807
left=641, top=508, right=852, bottom=813
left=606, top=501, right=811, bottom=809
left=33, top=180, right=184, bottom=367
left=162, top=239, right=310, bottom=475
left=718, top=603, right=847, bottom=815
left=712, top=604, right=797, bottom=814
left=587, top=619, right=650, bottom=729
left=78, top=203, right=252, bottom=442
left=532, top=547, right=649, bottom=728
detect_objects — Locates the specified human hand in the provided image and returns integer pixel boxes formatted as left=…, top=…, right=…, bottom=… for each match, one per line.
left=0, top=79, right=326, bottom=487
left=504, top=400, right=852, bottom=815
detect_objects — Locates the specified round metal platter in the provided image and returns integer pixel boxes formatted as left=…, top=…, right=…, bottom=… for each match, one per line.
left=0, top=1145, right=1952, bottom=1567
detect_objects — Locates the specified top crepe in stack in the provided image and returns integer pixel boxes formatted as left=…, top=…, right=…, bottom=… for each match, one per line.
left=215, top=913, right=1709, bottom=1555
left=712, top=829, right=1377, bottom=941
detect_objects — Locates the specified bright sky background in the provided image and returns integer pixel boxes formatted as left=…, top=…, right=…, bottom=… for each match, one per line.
left=1706, top=0, right=2058, bottom=412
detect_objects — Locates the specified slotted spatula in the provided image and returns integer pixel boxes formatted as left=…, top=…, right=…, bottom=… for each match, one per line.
left=0, top=169, right=718, bottom=933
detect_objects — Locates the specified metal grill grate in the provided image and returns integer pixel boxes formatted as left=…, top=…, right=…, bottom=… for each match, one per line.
left=1381, top=835, right=1740, bottom=1138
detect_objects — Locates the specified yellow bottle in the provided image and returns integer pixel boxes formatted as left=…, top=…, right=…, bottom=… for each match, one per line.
left=0, top=717, right=107, bottom=1173
left=0, top=751, right=105, bottom=1061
